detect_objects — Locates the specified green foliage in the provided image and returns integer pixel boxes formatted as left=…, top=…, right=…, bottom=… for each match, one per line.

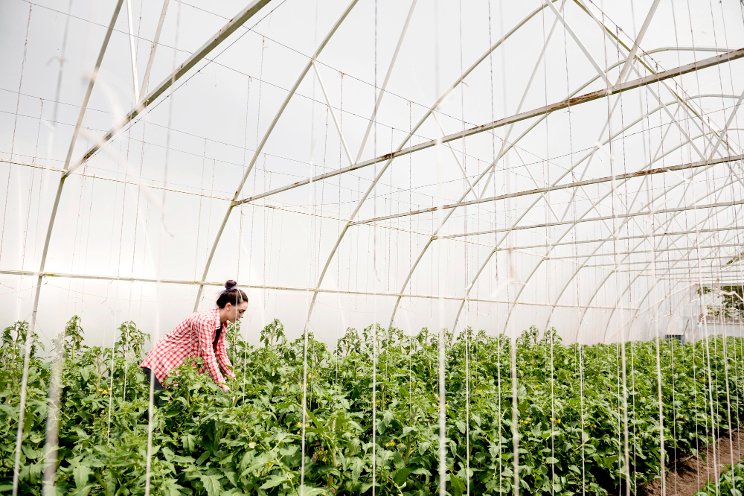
left=2, top=320, right=43, bottom=362
left=699, top=284, right=744, bottom=320
left=260, top=319, right=286, bottom=348
left=695, top=461, right=744, bottom=495
left=1, top=320, right=744, bottom=495
left=117, top=320, right=146, bottom=360
left=720, top=285, right=744, bottom=318
left=62, top=315, right=85, bottom=360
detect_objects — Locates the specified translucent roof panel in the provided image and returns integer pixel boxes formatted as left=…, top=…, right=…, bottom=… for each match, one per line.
left=0, top=0, right=743, bottom=346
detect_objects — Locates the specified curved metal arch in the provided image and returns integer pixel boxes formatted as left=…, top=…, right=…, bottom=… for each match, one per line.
left=459, top=145, right=730, bottom=337
left=556, top=200, right=744, bottom=335
left=193, top=0, right=360, bottom=310
left=622, top=251, right=744, bottom=339
left=209, top=50, right=743, bottom=332
left=593, top=187, right=744, bottom=340
left=544, top=61, right=744, bottom=249
left=573, top=0, right=743, bottom=174
left=485, top=111, right=743, bottom=334
left=515, top=130, right=742, bottom=340
left=589, top=190, right=742, bottom=342
left=546, top=85, right=744, bottom=337
left=553, top=122, right=744, bottom=320
left=355, top=94, right=741, bottom=226
left=449, top=91, right=743, bottom=334
left=28, top=0, right=124, bottom=319
left=19, top=0, right=276, bottom=383
left=396, top=47, right=740, bottom=332
left=566, top=165, right=743, bottom=341
left=382, top=2, right=576, bottom=330
left=627, top=281, right=697, bottom=339
left=70, top=0, right=274, bottom=173
left=613, top=239, right=742, bottom=344
left=299, top=1, right=558, bottom=330
left=476, top=45, right=733, bottom=196
left=471, top=29, right=744, bottom=334
left=561, top=154, right=744, bottom=337
left=385, top=2, right=647, bottom=330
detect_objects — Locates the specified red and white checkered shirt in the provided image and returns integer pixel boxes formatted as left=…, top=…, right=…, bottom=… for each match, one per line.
left=140, top=308, right=235, bottom=386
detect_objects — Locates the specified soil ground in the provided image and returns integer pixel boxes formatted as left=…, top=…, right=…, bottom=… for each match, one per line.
left=643, top=429, right=744, bottom=496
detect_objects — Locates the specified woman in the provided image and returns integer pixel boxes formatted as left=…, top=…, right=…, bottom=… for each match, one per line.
left=140, top=280, right=248, bottom=392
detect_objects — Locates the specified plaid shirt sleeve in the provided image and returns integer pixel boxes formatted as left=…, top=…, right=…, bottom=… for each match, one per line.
left=215, top=328, right=235, bottom=379
left=197, top=314, right=226, bottom=386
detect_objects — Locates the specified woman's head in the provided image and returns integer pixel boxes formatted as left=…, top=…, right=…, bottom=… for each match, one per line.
left=217, top=280, right=248, bottom=323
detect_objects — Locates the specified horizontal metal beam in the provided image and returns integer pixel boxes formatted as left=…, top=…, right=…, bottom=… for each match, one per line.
left=0, top=269, right=636, bottom=310
left=7, top=156, right=741, bottom=254
left=6, top=159, right=496, bottom=248
left=440, top=199, right=744, bottom=239
left=234, top=47, right=744, bottom=207
left=583, top=254, right=741, bottom=268
left=625, top=263, right=744, bottom=270
left=595, top=266, right=744, bottom=273
left=4, top=159, right=474, bottom=244
left=545, top=243, right=744, bottom=260
left=652, top=264, right=743, bottom=271
left=353, top=153, right=744, bottom=225
left=609, top=269, right=743, bottom=276
left=503, top=225, right=744, bottom=251
left=69, top=0, right=272, bottom=173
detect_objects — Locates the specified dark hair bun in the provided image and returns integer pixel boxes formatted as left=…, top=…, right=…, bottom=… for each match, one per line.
left=217, top=280, right=247, bottom=308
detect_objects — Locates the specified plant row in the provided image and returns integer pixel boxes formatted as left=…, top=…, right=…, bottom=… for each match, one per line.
left=1, top=318, right=744, bottom=495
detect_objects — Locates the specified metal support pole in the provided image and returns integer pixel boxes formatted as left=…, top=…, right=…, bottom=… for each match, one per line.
left=235, top=48, right=744, bottom=206
left=354, top=154, right=744, bottom=226
left=70, top=0, right=272, bottom=173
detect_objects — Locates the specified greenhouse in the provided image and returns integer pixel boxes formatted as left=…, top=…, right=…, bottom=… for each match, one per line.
left=1, top=0, right=744, bottom=493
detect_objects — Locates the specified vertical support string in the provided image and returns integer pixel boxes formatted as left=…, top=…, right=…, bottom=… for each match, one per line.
left=301, top=3, right=322, bottom=487
left=456, top=2, right=470, bottom=493
left=372, top=2, right=379, bottom=494
left=10, top=5, right=37, bottom=495
left=596, top=3, right=633, bottom=489
left=709, top=0, right=739, bottom=472
left=558, top=6, right=587, bottom=493
left=145, top=2, right=182, bottom=494
left=537, top=6, right=557, bottom=494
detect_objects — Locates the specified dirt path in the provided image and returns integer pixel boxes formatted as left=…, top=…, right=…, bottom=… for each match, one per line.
left=643, top=429, right=744, bottom=496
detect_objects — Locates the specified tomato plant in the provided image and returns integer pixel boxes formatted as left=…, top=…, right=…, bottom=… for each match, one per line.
left=1, top=316, right=742, bottom=495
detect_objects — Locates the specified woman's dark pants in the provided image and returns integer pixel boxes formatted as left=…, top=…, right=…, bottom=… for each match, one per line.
left=141, top=367, right=165, bottom=407
left=141, top=367, right=164, bottom=390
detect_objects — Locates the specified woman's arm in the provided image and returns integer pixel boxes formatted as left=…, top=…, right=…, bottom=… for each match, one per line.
left=197, top=316, right=227, bottom=388
left=215, top=332, right=235, bottom=379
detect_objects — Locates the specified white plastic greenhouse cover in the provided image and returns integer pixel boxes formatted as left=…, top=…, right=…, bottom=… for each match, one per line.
left=1, top=0, right=743, bottom=348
